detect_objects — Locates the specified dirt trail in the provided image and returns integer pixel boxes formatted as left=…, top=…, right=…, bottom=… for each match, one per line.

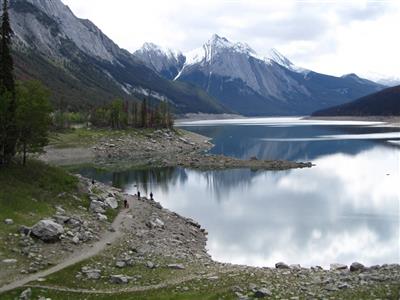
left=0, top=196, right=135, bottom=294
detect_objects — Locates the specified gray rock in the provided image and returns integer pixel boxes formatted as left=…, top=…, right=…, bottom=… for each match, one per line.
left=19, top=225, right=31, bottom=235
left=350, top=262, right=365, bottom=272
left=167, top=263, right=185, bottom=270
left=254, top=287, right=272, bottom=298
left=19, top=288, right=32, bottom=300
left=110, top=274, right=129, bottom=284
left=105, top=197, right=118, bottom=209
left=275, top=262, right=290, bottom=269
left=72, top=235, right=80, bottom=244
left=54, top=215, right=70, bottom=224
left=146, top=261, right=155, bottom=269
left=89, top=200, right=106, bottom=214
left=85, top=269, right=101, bottom=280
left=116, top=261, right=126, bottom=268
left=97, top=213, right=108, bottom=221
left=330, top=263, right=348, bottom=271
left=31, top=220, right=64, bottom=242
left=2, top=258, right=17, bottom=264
left=4, top=218, right=14, bottom=225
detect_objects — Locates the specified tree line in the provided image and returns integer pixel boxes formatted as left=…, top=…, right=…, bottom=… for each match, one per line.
left=0, top=0, right=174, bottom=166
left=0, top=0, right=51, bottom=166
left=90, top=98, right=173, bottom=130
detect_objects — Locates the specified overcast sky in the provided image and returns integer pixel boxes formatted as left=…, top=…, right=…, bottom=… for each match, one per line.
left=61, top=0, right=400, bottom=79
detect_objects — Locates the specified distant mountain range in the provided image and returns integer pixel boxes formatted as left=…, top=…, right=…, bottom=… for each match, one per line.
left=135, top=35, right=384, bottom=116
left=6, top=0, right=226, bottom=114
left=3, top=0, right=387, bottom=116
left=312, top=85, right=400, bottom=116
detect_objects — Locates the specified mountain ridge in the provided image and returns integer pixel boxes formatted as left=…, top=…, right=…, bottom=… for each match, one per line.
left=4, top=0, right=228, bottom=114
left=135, top=34, right=385, bottom=116
left=312, top=85, right=400, bottom=116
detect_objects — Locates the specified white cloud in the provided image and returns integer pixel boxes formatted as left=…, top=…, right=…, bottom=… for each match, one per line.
left=61, top=0, right=400, bottom=79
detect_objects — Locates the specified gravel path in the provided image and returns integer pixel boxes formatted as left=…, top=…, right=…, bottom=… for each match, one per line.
left=0, top=196, right=135, bottom=294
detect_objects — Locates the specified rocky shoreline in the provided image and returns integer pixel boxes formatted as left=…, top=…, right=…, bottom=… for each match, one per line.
left=41, top=128, right=312, bottom=171
left=1, top=175, right=399, bottom=299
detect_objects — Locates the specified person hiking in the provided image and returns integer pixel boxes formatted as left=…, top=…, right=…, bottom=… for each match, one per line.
left=123, top=199, right=128, bottom=209
left=137, top=191, right=141, bottom=200
left=150, top=192, right=154, bottom=201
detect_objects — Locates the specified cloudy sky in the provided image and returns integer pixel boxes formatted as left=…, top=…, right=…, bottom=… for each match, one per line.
left=61, top=0, right=400, bottom=80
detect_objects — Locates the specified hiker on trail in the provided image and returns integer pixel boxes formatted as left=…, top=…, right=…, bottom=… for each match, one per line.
left=137, top=191, right=141, bottom=200
left=124, top=199, right=128, bottom=209
left=150, top=192, right=154, bottom=201
left=91, top=179, right=95, bottom=185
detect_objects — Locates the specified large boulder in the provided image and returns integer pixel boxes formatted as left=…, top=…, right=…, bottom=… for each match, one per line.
left=31, top=219, right=65, bottom=242
left=350, top=262, right=366, bottom=272
left=89, top=200, right=106, bottom=214
left=105, top=197, right=118, bottom=209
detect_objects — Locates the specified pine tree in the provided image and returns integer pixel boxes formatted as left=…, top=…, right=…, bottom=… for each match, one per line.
left=0, top=0, right=17, bottom=164
left=141, top=98, right=148, bottom=128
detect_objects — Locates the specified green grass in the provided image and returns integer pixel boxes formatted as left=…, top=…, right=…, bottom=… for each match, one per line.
left=0, top=160, right=82, bottom=255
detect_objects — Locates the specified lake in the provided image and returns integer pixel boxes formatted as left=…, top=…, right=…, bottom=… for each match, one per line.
left=78, top=117, right=400, bottom=268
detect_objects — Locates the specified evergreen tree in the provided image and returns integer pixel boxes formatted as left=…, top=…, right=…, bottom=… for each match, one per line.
left=141, top=98, right=148, bottom=128
left=0, top=0, right=17, bottom=164
left=16, top=81, right=52, bottom=166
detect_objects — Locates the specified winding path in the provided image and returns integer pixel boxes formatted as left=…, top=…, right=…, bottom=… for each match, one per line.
left=0, top=196, right=135, bottom=294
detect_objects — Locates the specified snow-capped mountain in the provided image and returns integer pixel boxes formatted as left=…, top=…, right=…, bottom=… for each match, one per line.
left=134, top=43, right=185, bottom=80
left=135, top=34, right=384, bottom=115
left=3, top=0, right=226, bottom=114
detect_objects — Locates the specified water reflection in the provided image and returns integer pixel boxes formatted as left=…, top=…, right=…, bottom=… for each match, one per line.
left=179, top=118, right=400, bottom=161
left=79, top=146, right=399, bottom=267
left=77, top=118, right=400, bottom=267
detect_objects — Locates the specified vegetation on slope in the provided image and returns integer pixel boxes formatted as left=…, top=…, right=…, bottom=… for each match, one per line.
left=313, top=85, right=400, bottom=116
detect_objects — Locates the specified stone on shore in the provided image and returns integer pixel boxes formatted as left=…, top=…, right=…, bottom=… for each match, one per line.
left=350, top=262, right=365, bottom=272
left=89, top=200, right=106, bottom=214
left=275, top=262, right=290, bottom=269
left=105, top=197, right=118, bottom=209
left=2, top=258, right=17, bottom=264
left=167, top=263, right=185, bottom=270
left=31, top=219, right=65, bottom=242
left=19, top=288, right=32, bottom=300
left=330, top=263, right=348, bottom=271
left=110, top=274, right=129, bottom=284
left=4, top=218, right=14, bottom=225
left=254, top=287, right=272, bottom=298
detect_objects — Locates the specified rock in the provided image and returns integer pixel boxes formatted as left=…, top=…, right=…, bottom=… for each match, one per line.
left=72, top=235, right=80, bottom=244
left=254, top=288, right=272, bottom=298
left=275, top=262, right=290, bottom=269
left=31, top=220, right=64, bottom=242
left=84, top=269, right=101, bottom=280
left=250, top=156, right=258, bottom=161
left=146, top=261, right=155, bottom=269
left=350, top=262, right=365, bottom=272
left=115, top=261, right=126, bottom=268
left=19, top=288, right=32, bottom=300
left=54, top=215, right=70, bottom=224
left=2, top=258, right=17, bottom=264
left=290, top=264, right=301, bottom=270
left=154, top=218, right=165, bottom=228
left=89, top=200, right=106, bottom=214
left=19, top=225, right=31, bottom=235
left=330, top=263, right=348, bottom=271
left=167, top=264, right=185, bottom=270
left=105, top=197, right=118, bottom=209
left=110, top=274, right=129, bottom=284
left=97, top=213, right=108, bottom=221
left=4, top=218, right=14, bottom=225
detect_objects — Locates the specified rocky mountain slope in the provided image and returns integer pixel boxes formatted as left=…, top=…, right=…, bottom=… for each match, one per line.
left=136, top=34, right=384, bottom=116
left=312, top=85, right=400, bottom=116
left=5, top=0, right=227, bottom=114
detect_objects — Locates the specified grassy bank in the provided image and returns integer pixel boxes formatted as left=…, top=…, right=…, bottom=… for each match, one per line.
left=0, top=160, right=88, bottom=255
